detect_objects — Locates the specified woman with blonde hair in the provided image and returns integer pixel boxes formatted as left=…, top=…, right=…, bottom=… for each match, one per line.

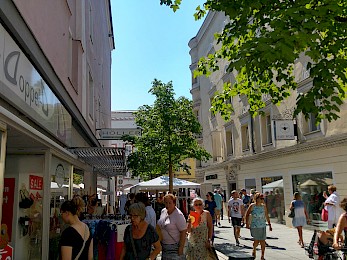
left=186, top=197, right=214, bottom=259
left=120, top=202, right=161, bottom=260
left=245, top=192, right=272, bottom=260
left=60, top=196, right=93, bottom=260
left=323, top=185, right=343, bottom=229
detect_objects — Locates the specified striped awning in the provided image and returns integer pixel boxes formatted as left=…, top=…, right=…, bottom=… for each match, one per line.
left=69, top=147, right=126, bottom=177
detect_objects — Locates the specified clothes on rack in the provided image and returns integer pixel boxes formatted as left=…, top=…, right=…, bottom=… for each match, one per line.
left=83, top=217, right=130, bottom=260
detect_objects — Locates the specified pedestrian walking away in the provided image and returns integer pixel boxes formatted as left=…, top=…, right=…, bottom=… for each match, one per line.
left=214, top=189, right=223, bottom=227
left=290, top=192, right=310, bottom=248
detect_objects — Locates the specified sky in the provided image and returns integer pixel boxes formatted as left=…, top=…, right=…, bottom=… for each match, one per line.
left=110, top=1, right=205, bottom=111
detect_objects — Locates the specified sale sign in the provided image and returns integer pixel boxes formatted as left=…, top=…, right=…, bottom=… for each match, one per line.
left=2, top=178, right=15, bottom=241
left=29, top=175, right=43, bottom=190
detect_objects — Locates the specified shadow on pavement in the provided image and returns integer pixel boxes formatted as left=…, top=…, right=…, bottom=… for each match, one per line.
left=214, top=243, right=255, bottom=260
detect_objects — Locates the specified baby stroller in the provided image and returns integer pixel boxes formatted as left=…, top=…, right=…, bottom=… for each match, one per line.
left=305, top=229, right=347, bottom=260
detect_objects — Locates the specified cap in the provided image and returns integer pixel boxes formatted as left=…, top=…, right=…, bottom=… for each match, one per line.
left=241, top=188, right=246, bottom=192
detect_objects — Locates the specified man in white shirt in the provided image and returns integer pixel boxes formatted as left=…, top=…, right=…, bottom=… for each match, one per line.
left=228, top=190, right=244, bottom=246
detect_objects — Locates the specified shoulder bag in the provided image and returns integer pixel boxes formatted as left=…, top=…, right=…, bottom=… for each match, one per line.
left=321, top=208, right=328, bottom=222
left=288, top=202, right=295, bottom=218
left=74, top=224, right=88, bottom=260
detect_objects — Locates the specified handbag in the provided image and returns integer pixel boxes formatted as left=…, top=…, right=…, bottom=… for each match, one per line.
left=288, top=203, right=295, bottom=218
left=321, top=208, right=328, bottom=221
left=19, top=189, right=34, bottom=209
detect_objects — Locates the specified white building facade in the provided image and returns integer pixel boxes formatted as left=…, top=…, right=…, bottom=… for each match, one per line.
left=189, top=12, right=347, bottom=227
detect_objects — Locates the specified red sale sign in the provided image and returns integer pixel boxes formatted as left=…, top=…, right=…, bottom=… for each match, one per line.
left=0, top=244, right=13, bottom=259
left=29, top=175, right=43, bottom=190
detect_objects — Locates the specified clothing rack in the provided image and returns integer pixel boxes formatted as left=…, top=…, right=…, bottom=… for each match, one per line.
left=83, top=218, right=130, bottom=260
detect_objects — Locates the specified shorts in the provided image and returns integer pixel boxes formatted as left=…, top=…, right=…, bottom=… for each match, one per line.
left=231, top=217, right=242, bottom=227
left=215, top=209, right=221, bottom=216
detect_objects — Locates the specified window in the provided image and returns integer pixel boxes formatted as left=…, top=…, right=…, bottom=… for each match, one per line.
left=194, top=110, right=200, bottom=123
left=241, top=124, right=250, bottom=151
left=88, top=71, right=94, bottom=120
left=261, top=114, right=272, bottom=145
left=225, top=129, right=234, bottom=156
left=210, top=98, right=215, bottom=119
left=89, top=2, right=94, bottom=43
left=308, top=113, right=320, bottom=132
left=302, top=62, right=311, bottom=81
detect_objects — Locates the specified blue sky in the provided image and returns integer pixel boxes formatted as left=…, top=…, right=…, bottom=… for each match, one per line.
left=110, top=1, right=205, bottom=111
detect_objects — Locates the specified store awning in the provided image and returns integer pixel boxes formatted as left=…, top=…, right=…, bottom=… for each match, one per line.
left=68, top=147, right=126, bottom=177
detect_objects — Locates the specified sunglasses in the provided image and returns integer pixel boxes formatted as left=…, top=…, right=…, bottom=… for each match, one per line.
left=206, top=194, right=210, bottom=197
left=194, top=203, right=203, bottom=206
left=259, top=198, right=264, bottom=200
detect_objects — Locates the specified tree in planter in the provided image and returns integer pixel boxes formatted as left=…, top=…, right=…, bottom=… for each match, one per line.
left=126, top=79, right=211, bottom=193
left=159, top=0, right=347, bottom=123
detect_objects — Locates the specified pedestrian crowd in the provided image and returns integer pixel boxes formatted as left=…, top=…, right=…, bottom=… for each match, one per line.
left=57, top=185, right=347, bottom=260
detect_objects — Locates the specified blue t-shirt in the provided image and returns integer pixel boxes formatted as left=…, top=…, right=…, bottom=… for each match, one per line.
left=205, top=200, right=217, bottom=217
left=214, top=193, right=223, bottom=210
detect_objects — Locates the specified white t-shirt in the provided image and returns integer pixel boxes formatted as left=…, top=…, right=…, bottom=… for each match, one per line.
left=228, top=198, right=243, bottom=218
left=145, top=205, right=157, bottom=228
left=157, top=207, right=186, bottom=244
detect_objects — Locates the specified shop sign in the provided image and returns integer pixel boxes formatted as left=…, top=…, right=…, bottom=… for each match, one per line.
left=29, top=175, right=43, bottom=190
left=0, top=244, right=13, bottom=259
left=2, top=178, right=15, bottom=241
left=0, top=24, right=72, bottom=145
left=275, top=120, right=295, bottom=140
left=97, top=128, right=141, bottom=140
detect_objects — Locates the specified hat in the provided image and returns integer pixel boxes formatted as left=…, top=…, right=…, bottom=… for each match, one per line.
left=241, top=188, right=246, bottom=192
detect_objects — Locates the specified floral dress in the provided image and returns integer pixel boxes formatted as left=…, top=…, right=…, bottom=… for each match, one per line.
left=187, top=211, right=208, bottom=260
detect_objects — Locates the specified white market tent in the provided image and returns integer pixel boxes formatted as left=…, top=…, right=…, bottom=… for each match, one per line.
left=128, top=176, right=200, bottom=193
left=262, top=179, right=283, bottom=192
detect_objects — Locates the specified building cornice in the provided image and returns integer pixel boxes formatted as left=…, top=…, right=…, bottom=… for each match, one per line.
left=196, top=133, right=347, bottom=173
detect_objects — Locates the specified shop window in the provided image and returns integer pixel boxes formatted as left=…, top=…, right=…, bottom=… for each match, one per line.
left=292, top=172, right=333, bottom=223
left=261, top=176, right=285, bottom=225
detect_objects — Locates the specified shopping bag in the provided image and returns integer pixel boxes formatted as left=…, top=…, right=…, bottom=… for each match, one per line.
left=321, top=208, right=328, bottom=221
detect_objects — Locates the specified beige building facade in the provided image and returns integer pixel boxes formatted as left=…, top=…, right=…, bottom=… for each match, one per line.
left=189, top=12, right=347, bottom=227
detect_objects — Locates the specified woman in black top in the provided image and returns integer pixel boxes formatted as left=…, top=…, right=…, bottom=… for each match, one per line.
left=120, top=202, right=161, bottom=260
left=60, top=196, right=93, bottom=260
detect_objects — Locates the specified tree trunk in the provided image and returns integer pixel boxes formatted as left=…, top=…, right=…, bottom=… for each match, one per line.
left=169, top=162, right=173, bottom=193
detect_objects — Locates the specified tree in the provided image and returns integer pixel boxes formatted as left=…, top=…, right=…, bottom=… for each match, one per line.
left=126, top=79, right=211, bottom=192
left=160, top=0, right=347, bottom=123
